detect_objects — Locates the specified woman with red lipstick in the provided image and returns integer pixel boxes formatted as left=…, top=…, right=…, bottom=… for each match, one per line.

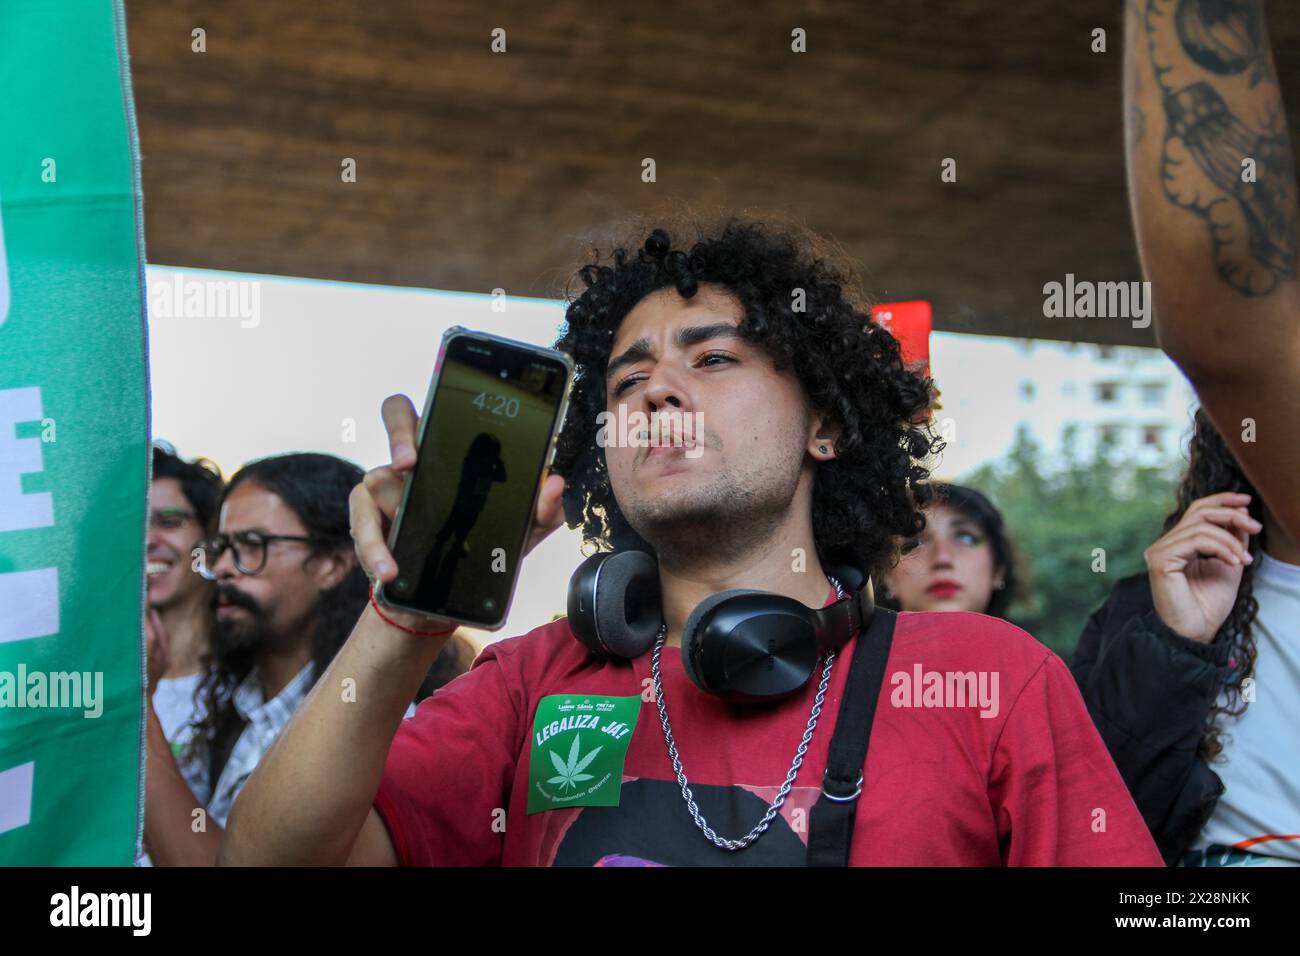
left=880, top=483, right=1020, bottom=619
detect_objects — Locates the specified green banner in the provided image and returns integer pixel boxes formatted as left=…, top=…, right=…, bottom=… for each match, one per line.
left=0, top=0, right=148, bottom=864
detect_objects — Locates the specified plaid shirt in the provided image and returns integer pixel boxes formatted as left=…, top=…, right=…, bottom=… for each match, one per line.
left=178, top=662, right=315, bottom=829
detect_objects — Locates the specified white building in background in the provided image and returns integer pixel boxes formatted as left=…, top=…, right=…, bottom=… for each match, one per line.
left=927, top=334, right=1199, bottom=479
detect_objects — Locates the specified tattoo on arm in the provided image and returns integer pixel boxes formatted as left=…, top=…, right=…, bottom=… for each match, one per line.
left=1174, top=0, right=1268, bottom=85
left=1141, top=0, right=1298, bottom=296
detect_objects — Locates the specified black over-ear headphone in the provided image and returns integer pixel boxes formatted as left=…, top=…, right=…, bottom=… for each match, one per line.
left=566, top=550, right=874, bottom=703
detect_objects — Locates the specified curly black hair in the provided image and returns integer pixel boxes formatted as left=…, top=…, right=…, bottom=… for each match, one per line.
left=549, top=215, right=943, bottom=577
left=1164, top=407, right=1264, bottom=763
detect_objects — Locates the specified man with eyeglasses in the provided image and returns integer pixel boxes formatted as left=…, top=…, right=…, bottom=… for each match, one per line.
left=143, top=452, right=370, bottom=865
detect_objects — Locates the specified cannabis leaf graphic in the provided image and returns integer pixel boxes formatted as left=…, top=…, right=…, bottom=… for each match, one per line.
left=547, top=734, right=602, bottom=792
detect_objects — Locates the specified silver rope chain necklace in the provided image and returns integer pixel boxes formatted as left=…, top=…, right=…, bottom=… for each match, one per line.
left=650, top=574, right=845, bottom=852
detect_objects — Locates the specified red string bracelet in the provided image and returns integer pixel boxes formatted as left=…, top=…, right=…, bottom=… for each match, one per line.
left=368, top=583, right=457, bottom=637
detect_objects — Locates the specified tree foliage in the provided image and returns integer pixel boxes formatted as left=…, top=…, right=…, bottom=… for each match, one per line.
left=960, top=426, right=1178, bottom=656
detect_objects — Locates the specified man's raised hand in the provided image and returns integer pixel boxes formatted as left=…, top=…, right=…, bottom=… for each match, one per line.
left=349, top=393, right=569, bottom=589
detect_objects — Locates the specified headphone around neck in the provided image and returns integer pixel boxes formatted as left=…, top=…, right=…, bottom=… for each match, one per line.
left=566, top=549, right=875, bottom=703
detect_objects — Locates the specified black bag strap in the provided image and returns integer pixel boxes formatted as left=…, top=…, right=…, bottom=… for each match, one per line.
left=806, top=606, right=897, bottom=866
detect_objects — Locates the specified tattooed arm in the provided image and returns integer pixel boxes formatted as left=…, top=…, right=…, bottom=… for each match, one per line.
left=1125, top=0, right=1300, bottom=542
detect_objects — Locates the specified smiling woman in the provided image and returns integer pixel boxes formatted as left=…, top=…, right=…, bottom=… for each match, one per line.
left=147, top=446, right=223, bottom=685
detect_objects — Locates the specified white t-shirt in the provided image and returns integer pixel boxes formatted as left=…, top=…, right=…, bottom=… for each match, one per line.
left=151, top=671, right=204, bottom=746
left=1194, top=552, right=1300, bottom=862
left=136, top=672, right=207, bottom=867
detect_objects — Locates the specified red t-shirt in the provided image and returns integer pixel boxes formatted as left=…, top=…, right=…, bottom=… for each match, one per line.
left=374, top=588, right=1163, bottom=866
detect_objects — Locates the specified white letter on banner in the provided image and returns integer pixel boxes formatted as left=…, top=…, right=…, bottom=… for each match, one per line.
left=0, top=763, right=35, bottom=835
left=0, top=386, right=54, bottom=531
left=0, top=568, right=59, bottom=643
left=0, top=387, right=59, bottom=643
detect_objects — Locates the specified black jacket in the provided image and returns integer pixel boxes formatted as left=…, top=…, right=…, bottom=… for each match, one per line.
left=1070, top=573, right=1235, bottom=865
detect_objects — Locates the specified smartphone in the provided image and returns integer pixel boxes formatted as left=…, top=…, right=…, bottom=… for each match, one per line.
left=375, top=327, right=575, bottom=630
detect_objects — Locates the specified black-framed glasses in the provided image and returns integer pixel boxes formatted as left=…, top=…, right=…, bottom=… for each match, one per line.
left=196, top=530, right=320, bottom=579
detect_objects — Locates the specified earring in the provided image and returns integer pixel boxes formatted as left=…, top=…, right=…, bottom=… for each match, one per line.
left=819, top=444, right=828, bottom=454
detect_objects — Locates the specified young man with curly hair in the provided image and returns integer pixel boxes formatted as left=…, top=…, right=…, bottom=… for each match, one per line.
left=221, top=218, right=1161, bottom=866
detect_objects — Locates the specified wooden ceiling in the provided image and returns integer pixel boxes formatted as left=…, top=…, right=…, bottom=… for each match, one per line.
left=124, top=0, right=1300, bottom=346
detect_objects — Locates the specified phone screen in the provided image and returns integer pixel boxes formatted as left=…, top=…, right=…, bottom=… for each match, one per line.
left=384, top=333, right=571, bottom=628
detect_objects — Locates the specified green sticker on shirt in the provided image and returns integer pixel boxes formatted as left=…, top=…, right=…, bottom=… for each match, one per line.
left=527, top=694, right=640, bottom=814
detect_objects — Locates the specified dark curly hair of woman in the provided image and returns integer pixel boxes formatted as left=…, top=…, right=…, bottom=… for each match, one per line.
left=1164, top=407, right=1264, bottom=763
left=877, top=482, right=1024, bottom=620
left=549, top=215, right=943, bottom=576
